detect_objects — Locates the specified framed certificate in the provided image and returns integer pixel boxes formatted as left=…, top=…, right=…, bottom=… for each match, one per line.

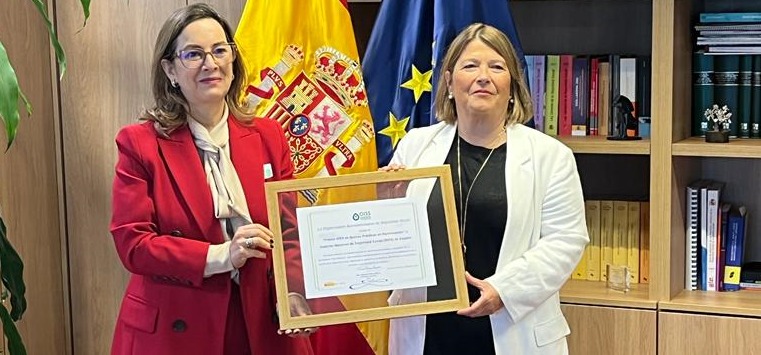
left=264, top=166, right=468, bottom=330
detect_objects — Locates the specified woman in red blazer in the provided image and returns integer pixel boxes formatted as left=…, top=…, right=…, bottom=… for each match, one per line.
left=110, top=4, right=313, bottom=354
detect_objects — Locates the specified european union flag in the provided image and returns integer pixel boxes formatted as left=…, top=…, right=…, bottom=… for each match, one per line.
left=363, top=0, right=527, bottom=165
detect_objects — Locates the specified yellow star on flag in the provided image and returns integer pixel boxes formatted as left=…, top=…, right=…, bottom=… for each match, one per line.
left=379, top=112, right=410, bottom=148
left=400, top=64, right=432, bottom=103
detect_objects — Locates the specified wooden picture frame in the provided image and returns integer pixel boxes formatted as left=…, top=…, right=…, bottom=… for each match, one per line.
left=264, top=166, right=468, bottom=330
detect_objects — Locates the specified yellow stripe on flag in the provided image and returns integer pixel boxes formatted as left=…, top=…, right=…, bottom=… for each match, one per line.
left=235, top=1, right=386, bottom=354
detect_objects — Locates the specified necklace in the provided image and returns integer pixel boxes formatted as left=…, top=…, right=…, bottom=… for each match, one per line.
left=456, top=129, right=504, bottom=256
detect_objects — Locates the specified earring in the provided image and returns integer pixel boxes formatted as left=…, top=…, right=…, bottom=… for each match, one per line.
left=448, top=92, right=454, bottom=100
left=171, top=79, right=179, bottom=88
left=509, top=97, right=515, bottom=104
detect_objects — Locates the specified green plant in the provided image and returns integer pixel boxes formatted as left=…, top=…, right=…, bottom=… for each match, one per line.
left=0, top=1, right=91, bottom=354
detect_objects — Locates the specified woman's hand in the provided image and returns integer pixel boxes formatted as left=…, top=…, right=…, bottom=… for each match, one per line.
left=457, top=272, right=505, bottom=318
left=277, top=293, right=319, bottom=337
left=378, top=163, right=406, bottom=172
left=377, top=164, right=410, bottom=199
left=229, top=224, right=275, bottom=269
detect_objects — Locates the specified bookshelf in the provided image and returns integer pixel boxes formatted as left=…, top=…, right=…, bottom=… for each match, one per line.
left=656, top=0, right=761, bottom=351
left=558, top=136, right=650, bottom=155
left=349, top=0, right=761, bottom=352
left=673, top=137, right=761, bottom=158
left=511, top=0, right=656, bottom=312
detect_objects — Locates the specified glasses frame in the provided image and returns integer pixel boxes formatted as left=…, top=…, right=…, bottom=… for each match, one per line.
left=174, top=42, right=238, bottom=69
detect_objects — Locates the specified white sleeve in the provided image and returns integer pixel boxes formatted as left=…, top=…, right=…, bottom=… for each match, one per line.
left=204, top=241, right=234, bottom=277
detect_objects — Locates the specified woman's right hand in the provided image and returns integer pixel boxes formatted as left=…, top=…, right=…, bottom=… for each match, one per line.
left=378, top=163, right=406, bottom=172
left=229, top=223, right=275, bottom=269
left=377, top=164, right=409, bottom=199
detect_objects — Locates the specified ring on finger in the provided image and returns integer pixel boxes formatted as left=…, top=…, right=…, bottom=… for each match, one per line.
left=244, top=238, right=253, bottom=249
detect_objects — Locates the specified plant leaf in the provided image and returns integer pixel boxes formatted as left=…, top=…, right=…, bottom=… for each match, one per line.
left=30, top=0, right=67, bottom=79
left=0, top=41, right=22, bottom=149
left=79, top=0, right=92, bottom=27
left=0, top=217, right=26, bottom=322
left=0, top=304, right=26, bottom=355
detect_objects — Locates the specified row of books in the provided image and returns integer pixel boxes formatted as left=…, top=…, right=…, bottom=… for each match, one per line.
left=572, top=200, right=650, bottom=284
left=692, top=53, right=761, bottom=138
left=685, top=180, right=749, bottom=292
left=524, top=54, right=651, bottom=138
left=696, top=12, right=761, bottom=55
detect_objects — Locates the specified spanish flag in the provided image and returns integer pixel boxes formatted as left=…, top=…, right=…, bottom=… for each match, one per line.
left=235, top=1, right=387, bottom=354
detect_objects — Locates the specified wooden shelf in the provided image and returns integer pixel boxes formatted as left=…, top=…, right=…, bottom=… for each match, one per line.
left=556, top=136, right=650, bottom=155
left=660, top=290, right=761, bottom=318
left=672, top=137, right=761, bottom=158
left=560, top=280, right=656, bottom=309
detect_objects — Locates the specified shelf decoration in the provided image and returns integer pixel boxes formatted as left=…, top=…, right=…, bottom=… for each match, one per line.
left=704, top=104, right=732, bottom=143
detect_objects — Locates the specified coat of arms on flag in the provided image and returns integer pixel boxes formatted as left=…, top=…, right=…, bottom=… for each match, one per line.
left=245, top=45, right=374, bottom=184
left=242, top=43, right=375, bottom=205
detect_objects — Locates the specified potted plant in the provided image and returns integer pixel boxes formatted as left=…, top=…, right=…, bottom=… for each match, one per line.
left=1, top=2, right=91, bottom=354
left=703, top=104, right=732, bottom=143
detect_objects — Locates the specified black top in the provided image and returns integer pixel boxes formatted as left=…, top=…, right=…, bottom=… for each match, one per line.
left=423, top=136, right=507, bottom=355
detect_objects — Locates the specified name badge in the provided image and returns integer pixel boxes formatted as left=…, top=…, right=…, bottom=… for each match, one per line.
left=263, top=163, right=273, bottom=179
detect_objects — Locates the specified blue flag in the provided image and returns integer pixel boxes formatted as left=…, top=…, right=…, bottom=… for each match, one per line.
left=363, top=0, right=528, bottom=165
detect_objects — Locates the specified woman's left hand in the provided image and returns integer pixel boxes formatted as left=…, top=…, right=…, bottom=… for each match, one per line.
left=277, top=293, right=319, bottom=337
left=457, top=272, right=505, bottom=318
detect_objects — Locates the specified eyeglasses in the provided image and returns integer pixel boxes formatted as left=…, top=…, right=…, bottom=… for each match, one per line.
left=175, top=43, right=237, bottom=69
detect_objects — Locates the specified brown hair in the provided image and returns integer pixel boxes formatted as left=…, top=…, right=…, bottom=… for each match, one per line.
left=141, top=3, right=252, bottom=134
left=433, top=23, right=532, bottom=125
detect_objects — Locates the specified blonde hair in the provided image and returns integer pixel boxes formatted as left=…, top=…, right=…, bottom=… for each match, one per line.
left=433, top=23, right=532, bottom=125
left=141, top=3, right=253, bottom=134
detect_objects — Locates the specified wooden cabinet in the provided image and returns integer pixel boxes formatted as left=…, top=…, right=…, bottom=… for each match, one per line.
left=562, top=304, right=656, bottom=355
left=659, top=312, right=761, bottom=354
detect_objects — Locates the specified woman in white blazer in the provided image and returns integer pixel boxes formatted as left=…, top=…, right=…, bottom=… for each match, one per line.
left=382, top=24, right=589, bottom=355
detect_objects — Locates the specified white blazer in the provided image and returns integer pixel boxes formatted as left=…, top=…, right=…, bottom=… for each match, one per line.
left=387, top=122, right=589, bottom=355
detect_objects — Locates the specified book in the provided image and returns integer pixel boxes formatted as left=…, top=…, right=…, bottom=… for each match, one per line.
left=701, top=181, right=724, bottom=291
left=635, top=56, right=652, bottom=138
left=559, top=55, right=574, bottom=136
left=598, top=61, right=611, bottom=137
left=574, top=201, right=593, bottom=280
left=700, top=12, right=761, bottom=23
left=718, top=203, right=731, bottom=291
left=695, top=24, right=761, bottom=31
left=600, top=200, right=615, bottom=281
left=586, top=200, right=602, bottom=281
left=608, top=54, right=621, bottom=137
left=627, top=201, right=641, bottom=284
left=685, top=180, right=707, bottom=290
left=739, top=55, right=753, bottom=137
left=527, top=55, right=546, bottom=134
left=639, top=202, right=650, bottom=284
left=571, top=56, right=590, bottom=136
left=723, top=206, right=747, bottom=291
left=752, top=55, right=761, bottom=137
left=693, top=52, right=714, bottom=137
left=589, top=57, right=600, bottom=135
left=620, top=57, right=637, bottom=116
left=612, top=201, right=629, bottom=267
left=544, top=55, right=560, bottom=136
left=714, top=55, right=740, bottom=137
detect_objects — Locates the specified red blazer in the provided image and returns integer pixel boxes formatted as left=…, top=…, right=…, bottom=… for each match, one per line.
left=110, top=115, right=312, bottom=354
